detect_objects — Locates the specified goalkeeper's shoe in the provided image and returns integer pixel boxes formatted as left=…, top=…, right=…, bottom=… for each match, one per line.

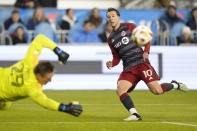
left=171, top=80, right=189, bottom=92
left=123, top=113, right=142, bottom=121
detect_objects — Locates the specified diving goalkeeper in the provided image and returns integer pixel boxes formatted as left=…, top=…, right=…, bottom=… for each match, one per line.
left=0, top=34, right=82, bottom=117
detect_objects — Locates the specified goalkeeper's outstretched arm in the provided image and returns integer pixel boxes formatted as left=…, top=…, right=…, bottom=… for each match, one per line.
left=24, top=34, right=69, bottom=66
left=29, top=91, right=82, bottom=117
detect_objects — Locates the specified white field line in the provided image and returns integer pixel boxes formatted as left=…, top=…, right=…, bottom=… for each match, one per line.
left=0, top=121, right=197, bottom=127
left=83, top=104, right=196, bottom=106
left=0, top=121, right=160, bottom=124
left=13, top=103, right=197, bottom=106
left=162, top=122, right=197, bottom=127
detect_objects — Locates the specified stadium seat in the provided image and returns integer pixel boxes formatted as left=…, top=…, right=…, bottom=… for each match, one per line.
left=158, top=20, right=170, bottom=32
left=0, top=22, right=4, bottom=33
left=21, top=9, right=34, bottom=26
left=76, top=10, right=91, bottom=25
left=150, top=20, right=158, bottom=34
left=0, top=34, right=12, bottom=45
left=169, top=35, right=178, bottom=46
left=0, top=21, right=12, bottom=45
left=170, top=22, right=186, bottom=37
left=7, top=23, right=30, bottom=43
left=96, top=22, right=106, bottom=33
left=182, top=10, right=192, bottom=23
left=0, top=9, right=12, bottom=23
left=149, top=20, right=161, bottom=45
left=34, top=22, right=58, bottom=42
left=194, top=32, right=197, bottom=42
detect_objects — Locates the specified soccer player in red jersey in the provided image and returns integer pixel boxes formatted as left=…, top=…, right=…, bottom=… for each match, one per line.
left=106, top=8, right=189, bottom=121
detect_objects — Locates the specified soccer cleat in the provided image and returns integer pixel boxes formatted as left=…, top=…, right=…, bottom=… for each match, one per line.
left=171, top=80, right=189, bottom=92
left=123, top=113, right=142, bottom=121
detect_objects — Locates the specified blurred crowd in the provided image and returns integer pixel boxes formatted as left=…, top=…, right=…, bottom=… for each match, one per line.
left=0, top=0, right=197, bottom=46
left=154, top=0, right=197, bottom=45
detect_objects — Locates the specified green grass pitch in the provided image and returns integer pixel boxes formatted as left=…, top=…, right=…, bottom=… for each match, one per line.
left=0, top=90, right=197, bottom=131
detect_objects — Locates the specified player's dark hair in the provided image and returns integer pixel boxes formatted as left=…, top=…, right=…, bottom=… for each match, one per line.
left=83, top=20, right=92, bottom=26
left=15, top=26, right=23, bottom=31
left=106, top=8, right=120, bottom=16
left=66, top=8, right=72, bottom=14
left=34, top=61, right=54, bottom=76
left=12, top=9, right=19, bottom=14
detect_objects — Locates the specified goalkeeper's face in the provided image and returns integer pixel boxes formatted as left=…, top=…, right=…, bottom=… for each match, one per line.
left=36, top=71, right=54, bottom=85
left=107, top=11, right=120, bottom=29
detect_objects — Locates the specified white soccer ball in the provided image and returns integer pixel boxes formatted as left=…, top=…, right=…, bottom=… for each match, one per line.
left=72, top=101, right=79, bottom=105
left=132, top=25, right=153, bottom=46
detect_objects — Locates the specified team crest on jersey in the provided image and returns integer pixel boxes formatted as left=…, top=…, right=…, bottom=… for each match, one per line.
left=121, top=31, right=126, bottom=36
left=122, top=37, right=129, bottom=44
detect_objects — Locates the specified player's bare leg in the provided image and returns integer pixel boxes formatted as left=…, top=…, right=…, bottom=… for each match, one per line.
left=117, top=80, right=131, bottom=96
left=117, top=80, right=142, bottom=121
left=147, top=80, right=189, bottom=94
left=147, top=81, right=164, bottom=94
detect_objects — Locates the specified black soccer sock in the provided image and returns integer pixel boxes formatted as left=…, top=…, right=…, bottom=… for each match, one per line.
left=120, top=93, right=135, bottom=111
left=161, top=83, right=174, bottom=93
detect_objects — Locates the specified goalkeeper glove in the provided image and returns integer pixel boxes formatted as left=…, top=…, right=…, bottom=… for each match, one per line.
left=53, top=47, right=70, bottom=64
left=58, top=102, right=82, bottom=117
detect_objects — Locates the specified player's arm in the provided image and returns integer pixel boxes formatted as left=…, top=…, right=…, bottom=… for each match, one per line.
left=106, top=41, right=120, bottom=69
left=24, top=34, right=69, bottom=66
left=29, top=90, right=82, bottom=117
left=143, top=41, right=151, bottom=62
left=110, top=44, right=120, bottom=67
left=144, top=41, right=150, bottom=54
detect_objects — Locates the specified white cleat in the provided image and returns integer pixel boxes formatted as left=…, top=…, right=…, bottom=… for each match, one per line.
left=123, top=113, right=142, bottom=121
left=171, top=80, right=189, bottom=92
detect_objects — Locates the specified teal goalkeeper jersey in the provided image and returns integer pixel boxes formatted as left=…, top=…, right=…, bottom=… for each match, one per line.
left=0, top=34, right=60, bottom=111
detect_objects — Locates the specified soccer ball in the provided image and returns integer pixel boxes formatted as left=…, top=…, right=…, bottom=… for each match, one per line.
left=132, top=25, right=153, bottom=46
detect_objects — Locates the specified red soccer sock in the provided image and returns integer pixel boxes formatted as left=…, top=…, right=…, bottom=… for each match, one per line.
left=120, top=93, right=135, bottom=111
left=161, top=83, right=174, bottom=93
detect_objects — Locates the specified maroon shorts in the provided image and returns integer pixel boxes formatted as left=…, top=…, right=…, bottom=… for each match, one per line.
left=118, top=62, right=160, bottom=92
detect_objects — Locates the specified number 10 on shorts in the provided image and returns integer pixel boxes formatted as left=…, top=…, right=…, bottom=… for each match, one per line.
left=143, top=69, right=153, bottom=80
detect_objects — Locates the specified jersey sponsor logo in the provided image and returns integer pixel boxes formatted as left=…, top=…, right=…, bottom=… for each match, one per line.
left=122, top=37, right=129, bottom=45
left=114, top=42, right=122, bottom=48
left=114, top=37, right=129, bottom=48
left=121, top=31, right=126, bottom=36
